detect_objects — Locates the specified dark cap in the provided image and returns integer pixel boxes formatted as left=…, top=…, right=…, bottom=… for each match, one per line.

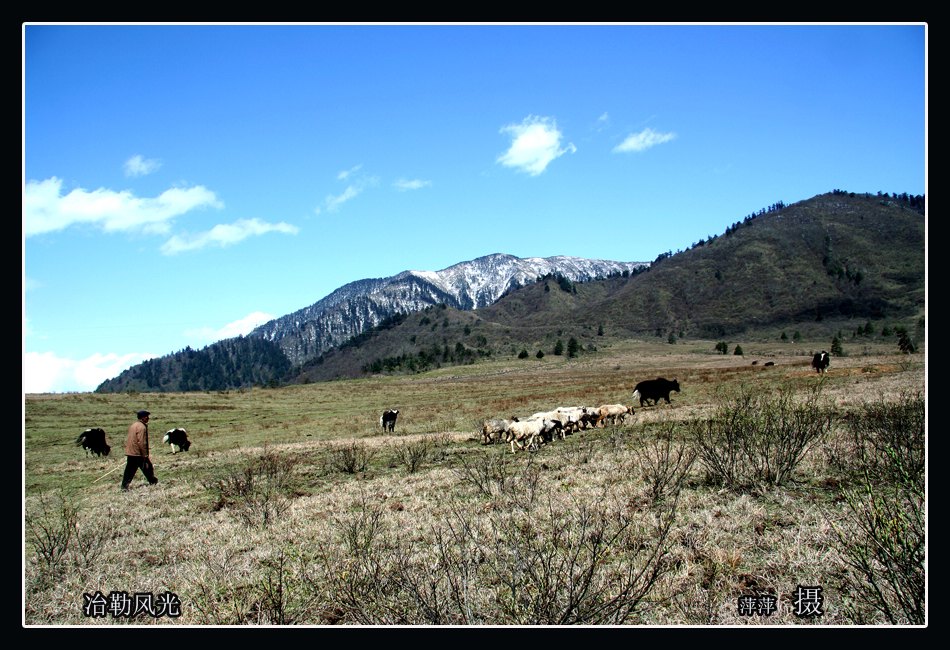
left=137, top=410, right=151, bottom=419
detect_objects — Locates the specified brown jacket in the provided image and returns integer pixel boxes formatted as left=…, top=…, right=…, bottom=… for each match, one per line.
left=125, top=419, right=150, bottom=457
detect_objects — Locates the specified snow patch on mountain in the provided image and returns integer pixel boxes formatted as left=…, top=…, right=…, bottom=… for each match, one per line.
left=250, top=253, right=646, bottom=365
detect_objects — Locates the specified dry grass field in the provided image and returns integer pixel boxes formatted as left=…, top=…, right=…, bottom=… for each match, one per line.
left=23, top=339, right=926, bottom=627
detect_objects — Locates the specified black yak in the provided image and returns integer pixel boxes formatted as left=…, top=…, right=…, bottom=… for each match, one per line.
left=76, top=428, right=110, bottom=457
left=632, top=378, right=681, bottom=407
left=812, top=351, right=830, bottom=374
left=380, top=409, right=399, bottom=433
left=163, top=428, right=191, bottom=453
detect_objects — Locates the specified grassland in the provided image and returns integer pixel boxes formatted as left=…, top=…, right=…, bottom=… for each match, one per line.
left=23, top=337, right=926, bottom=626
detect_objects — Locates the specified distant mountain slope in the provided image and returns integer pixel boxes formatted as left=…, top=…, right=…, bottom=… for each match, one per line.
left=587, top=191, right=925, bottom=338
left=291, top=191, right=925, bottom=382
left=95, top=332, right=294, bottom=393
left=97, top=254, right=644, bottom=392
left=248, top=253, right=645, bottom=366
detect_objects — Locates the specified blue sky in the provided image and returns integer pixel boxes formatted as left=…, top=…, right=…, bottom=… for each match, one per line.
left=23, top=23, right=927, bottom=393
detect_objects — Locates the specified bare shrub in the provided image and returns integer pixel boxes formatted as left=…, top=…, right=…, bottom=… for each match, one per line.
left=335, top=494, right=387, bottom=557
left=841, top=392, right=924, bottom=486
left=823, top=427, right=858, bottom=479
left=72, top=506, right=120, bottom=570
left=690, top=384, right=833, bottom=488
left=325, top=441, right=376, bottom=475
left=454, top=452, right=542, bottom=510
left=315, top=488, right=678, bottom=625
left=506, top=456, right=543, bottom=512
left=604, top=425, right=630, bottom=451
left=834, top=482, right=925, bottom=624
left=26, top=490, right=78, bottom=574
left=25, top=492, right=122, bottom=598
left=423, top=506, right=489, bottom=624
left=453, top=452, right=518, bottom=498
left=251, top=546, right=314, bottom=625
left=557, top=439, right=597, bottom=465
left=634, top=424, right=697, bottom=503
left=204, top=449, right=298, bottom=528
left=349, top=512, right=486, bottom=625
left=831, top=394, right=925, bottom=624
left=316, top=496, right=414, bottom=624
left=392, top=436, right=445, bottom=474
left=393, top=439, right=429, bottom=474
left=479, top=493, right=680, bottom=624
left=187, top=548, right=257, bottom=624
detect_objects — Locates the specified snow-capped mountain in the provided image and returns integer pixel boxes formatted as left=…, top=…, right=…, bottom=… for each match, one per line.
left=250, top=253, right=647, bottom=365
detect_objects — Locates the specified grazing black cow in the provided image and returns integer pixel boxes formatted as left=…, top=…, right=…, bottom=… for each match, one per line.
left=380, top=409, right=399, bottom=432
left=76, top=428, right=110, bottom=457
left=812, top=351, right=830, bottom=374
left=764, top=361, right=775, bottom=367
left=163, top=428, right=191, bottom=453
left=632, top=378, right=681, bottom=407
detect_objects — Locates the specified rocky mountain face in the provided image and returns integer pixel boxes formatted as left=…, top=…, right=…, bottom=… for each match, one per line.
left=249, top=253, right=646, bottom=366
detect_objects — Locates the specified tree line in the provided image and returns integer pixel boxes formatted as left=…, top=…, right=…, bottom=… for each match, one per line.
left=96, top=336, right=293, bottom=393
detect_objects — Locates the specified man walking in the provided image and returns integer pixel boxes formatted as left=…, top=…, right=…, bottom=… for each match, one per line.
left=121, top=410, right=158, bottom=491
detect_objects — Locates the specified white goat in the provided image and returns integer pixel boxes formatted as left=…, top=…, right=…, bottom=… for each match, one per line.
left=506, top=419, right=546, bottom=453
left=482, top=417, right=518, bottom=445
left=597, top=404, right=633, bottom=426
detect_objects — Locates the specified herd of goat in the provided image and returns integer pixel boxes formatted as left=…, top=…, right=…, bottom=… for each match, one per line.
left=474, top=358, right=823, bottom=453
left=481, top=403, right=634, bottom=453
left=479, top=377, right=683, bottom=453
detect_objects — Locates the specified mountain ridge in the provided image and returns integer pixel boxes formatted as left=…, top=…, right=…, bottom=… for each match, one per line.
left=96, top=252, right=646, bottom=392
left=248, top=252, right=646, bottom=366
left=95, top=190, right=925, bottom=393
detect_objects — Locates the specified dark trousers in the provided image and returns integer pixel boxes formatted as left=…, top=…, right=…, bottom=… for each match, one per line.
left=121, top=456, right=158, bottom=489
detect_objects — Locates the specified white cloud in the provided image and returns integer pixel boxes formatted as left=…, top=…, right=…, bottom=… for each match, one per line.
left=184, top=311, right=275, bottom=343
left=497, top=115, right=576, bottom=176
left=160, top=218, right=299, bottom=255
left=324, top=185, right=361, bottom=212
left=337, top=164, right=363, bottom=181
left=24, top=177, right=223, bottom=237
left=215, top=311, right=275, bottom=338
left=124, top=154, right=162, bottom=177
left=613, top=127, right=677, bottom=153
left=24, top=350, right=156, bottom=394
left=317, top=169, right=379, bottom=214
left=393, top=178, right=432, bottom=191
left=594, top=112, right=611, bottom=132
left=23, top=311, right=279, bottom=393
